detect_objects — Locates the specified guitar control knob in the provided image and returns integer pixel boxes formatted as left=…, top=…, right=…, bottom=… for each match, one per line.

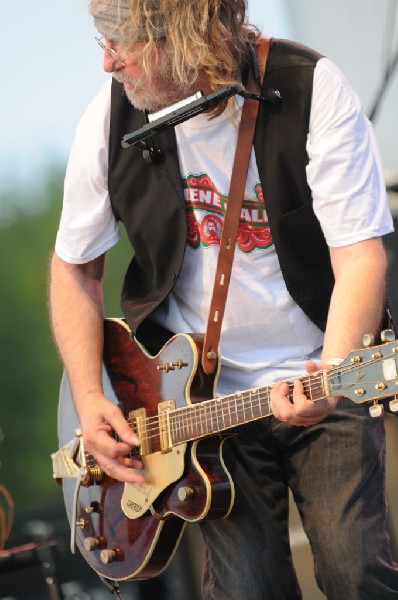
left=177, top=486, right=195, bottom=502
left=100, top=548, right=124, bottom=564
left=83, top=537, right=100, bottom=551
left=100, top=549, right=115, bottom=564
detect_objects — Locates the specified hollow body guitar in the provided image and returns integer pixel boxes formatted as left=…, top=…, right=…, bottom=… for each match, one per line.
left=54, top=318, right=398, bottom=581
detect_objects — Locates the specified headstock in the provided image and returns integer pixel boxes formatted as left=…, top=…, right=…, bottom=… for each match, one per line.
left=327, top=330, right=398, bottom=417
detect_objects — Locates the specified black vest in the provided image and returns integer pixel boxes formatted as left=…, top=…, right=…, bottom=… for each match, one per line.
left=108, top=38, right=334, bottom=337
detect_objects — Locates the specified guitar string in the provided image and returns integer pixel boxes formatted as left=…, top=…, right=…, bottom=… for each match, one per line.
left=125, top=353, right=396, bottom=448
left=128, top=359, right=365, bottom=435
left=127, top=356, right=389, bottom=444
left=127, top=376, right=319, bottom=437
left=128, top=375, right=362, bottom=445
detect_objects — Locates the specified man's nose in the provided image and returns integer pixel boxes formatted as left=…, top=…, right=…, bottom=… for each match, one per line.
left=103, top=51, right=124, bottom=73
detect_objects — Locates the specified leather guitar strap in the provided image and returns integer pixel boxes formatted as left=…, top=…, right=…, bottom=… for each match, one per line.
left=202, top=38, right=270, bottom=375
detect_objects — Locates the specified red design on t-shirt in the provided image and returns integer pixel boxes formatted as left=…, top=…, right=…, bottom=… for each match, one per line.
left=183, top=173, right=273, bottom=253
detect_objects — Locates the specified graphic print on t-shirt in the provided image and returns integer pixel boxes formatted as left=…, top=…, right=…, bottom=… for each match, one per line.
left=183, top=173, right=273, bottom=253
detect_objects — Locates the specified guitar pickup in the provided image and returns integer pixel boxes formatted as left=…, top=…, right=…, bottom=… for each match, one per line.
left=128, top=408, right=150, bottom=456
left=158, top=400, right=176, bottom=453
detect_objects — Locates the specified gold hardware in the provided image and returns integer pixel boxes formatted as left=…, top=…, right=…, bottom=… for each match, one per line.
left=84, top=501, right=99, bottom=515
left=171, top=360, right=188, bottom=369
left=52, top=433, right=103, bottom=486
left=372, top=352, right=382, bottom=360
left=158, top=400, right=176, bottom=453
left=80, top=465, right=104, bottom=486
left=354, top=388, right=365, bottom=397
left=375, top=383, right=386, bottom=391
left=76, top=518, right=86, bottom=529
left=207, top=350, right=218, bottom=360
left=351, top=356, right=362, bottom=365
left=128, top=407, right=148, bottom=455
left=157, top=359, right=188, bottom=371
left=157, top=363, right=175, bottom=372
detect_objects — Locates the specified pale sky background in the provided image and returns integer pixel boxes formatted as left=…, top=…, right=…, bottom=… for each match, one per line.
left=1, top=0, right=397, bottom=201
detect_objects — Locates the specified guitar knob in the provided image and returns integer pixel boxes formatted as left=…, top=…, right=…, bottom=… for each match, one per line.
left=100, top=549, right=115, bottom=564
left=177, top=486, right=195, bottom=501
left=100, top=548, right=124, bottom=564
left=369, top=402, right=384, bottom=418
left=83, top=537, right=100, bottom=551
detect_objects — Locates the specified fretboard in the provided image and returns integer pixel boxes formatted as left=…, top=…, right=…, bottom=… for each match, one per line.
left=169, top=371, right=327, bottom=445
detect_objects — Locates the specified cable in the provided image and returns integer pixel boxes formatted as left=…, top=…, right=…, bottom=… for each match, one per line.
left=0, top=485, right=15, bottom=549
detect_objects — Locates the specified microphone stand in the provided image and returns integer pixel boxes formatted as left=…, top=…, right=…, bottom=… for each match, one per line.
left=368, top=46, right=398, bottom=123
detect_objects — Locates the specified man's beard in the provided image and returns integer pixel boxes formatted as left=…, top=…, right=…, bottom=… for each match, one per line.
left=113, top=60, right=192, bottom=112
left=113, top=73, right=168, bottom=111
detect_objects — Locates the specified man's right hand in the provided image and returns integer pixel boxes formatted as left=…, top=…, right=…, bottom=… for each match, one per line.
left=78, top=392, right=146, bottom=484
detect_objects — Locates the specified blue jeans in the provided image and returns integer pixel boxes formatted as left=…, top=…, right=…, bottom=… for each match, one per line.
left=199, top=399, right=398, bottom=599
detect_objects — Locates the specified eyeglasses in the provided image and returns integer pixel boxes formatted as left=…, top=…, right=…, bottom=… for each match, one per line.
left=95, top=36, right=126, bottom=67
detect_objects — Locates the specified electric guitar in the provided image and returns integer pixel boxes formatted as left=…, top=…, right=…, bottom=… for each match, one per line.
left=52, top=318, right=398, bottom=581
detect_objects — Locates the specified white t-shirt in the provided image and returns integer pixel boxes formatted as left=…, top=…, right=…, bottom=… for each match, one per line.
left=55, top=57, right=393, bottom=395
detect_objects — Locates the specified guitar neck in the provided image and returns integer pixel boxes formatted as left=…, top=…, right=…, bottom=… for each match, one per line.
left=169, top=370, right=329, bottom=445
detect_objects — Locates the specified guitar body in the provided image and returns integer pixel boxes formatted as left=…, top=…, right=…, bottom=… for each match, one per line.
left=58, top=318, right=234, bottom=580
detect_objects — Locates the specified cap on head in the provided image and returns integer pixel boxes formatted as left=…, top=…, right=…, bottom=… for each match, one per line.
left=89, top=0, right=166, bottom=42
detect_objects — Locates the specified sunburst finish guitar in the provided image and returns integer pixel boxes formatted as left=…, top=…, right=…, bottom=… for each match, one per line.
left=52, top=318, right=398, bottom=581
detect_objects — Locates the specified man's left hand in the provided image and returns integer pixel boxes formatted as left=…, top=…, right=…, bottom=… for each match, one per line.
left=270, top=360, right=340, bottom=426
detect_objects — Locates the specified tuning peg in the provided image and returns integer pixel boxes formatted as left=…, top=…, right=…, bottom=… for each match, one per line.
left=362, top=333, right=375, bottom=348
left=369, top=402, right=384, bottom=418
left=389, top=397, right=398, bottom=413
left=380, top=329, right=396, bottom=342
